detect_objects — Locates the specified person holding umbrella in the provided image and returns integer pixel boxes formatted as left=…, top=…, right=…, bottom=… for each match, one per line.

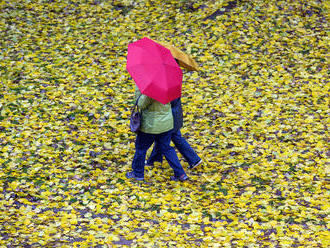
left=126, top=37, right=188, bottom=182
left=145, top=42, right=202, bottom=169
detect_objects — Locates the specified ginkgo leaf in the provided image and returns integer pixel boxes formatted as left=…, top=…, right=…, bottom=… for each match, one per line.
left=0, top=0, right=328, bottom=247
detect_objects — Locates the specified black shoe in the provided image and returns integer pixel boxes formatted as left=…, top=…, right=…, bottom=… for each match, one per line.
left=189, top=159, right=202, bottom=169
left=170, top=174, right=189, bottom=182
left=126, top=171, right=144, bottom=181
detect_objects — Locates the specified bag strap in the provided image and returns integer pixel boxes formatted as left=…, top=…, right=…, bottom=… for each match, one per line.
left=132, top=94, right=142, bottom=113
left=135, top=94, right=142, bottom=106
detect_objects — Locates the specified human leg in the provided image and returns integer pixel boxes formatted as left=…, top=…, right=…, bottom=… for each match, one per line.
left=156, top=130, right=187, bottom=178
left=172, top=129, right=201, bottom=168
left=146, top=141, right=163, bottom=166
left=130, top=132, right=155, bottom=179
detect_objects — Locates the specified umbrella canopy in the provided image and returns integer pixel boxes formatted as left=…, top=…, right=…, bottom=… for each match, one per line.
left=126, top=37, right=183, bottom=104
left=154, top=40, right=198, bottom=71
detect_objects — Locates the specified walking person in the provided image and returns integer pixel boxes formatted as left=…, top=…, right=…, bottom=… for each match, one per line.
left=146, top=96, right=202, bottom=169
left=126, top=37, right=194, bottom=181
left=126, top=87, right=189, bottom=182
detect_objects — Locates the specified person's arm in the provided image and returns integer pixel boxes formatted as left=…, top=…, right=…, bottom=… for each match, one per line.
left=135, top=87, right=153, bottom=110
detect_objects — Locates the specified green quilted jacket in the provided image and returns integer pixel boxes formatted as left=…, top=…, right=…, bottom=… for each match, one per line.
left=135, top=87, right=173, bottom=134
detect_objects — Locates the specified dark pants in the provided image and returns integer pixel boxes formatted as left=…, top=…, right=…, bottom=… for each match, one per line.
left=147, top=129, right=201, bottom=167
left=132, top=130, right=186, bottom=178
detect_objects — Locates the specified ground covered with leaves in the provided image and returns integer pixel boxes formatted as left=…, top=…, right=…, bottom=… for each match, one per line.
left=0, top=0, right=329, bottom=247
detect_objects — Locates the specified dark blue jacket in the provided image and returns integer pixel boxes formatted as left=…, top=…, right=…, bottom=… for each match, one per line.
left=170, top=98, right=183, bottom=131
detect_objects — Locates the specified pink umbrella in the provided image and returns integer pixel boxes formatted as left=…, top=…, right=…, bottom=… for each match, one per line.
left=126, top=37, right=183, bottom=104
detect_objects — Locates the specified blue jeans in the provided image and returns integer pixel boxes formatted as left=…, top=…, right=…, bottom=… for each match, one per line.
left=147, top=129, right=201, bottom=167
left=132, top=130, right=186, bottom=178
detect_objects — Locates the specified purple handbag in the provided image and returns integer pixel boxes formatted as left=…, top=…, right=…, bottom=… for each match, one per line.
left=130, top=95, right=142, bottom=133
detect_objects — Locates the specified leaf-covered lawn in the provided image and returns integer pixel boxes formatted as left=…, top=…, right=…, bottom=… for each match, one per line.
left=0, top=0, right=329, bottom=247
